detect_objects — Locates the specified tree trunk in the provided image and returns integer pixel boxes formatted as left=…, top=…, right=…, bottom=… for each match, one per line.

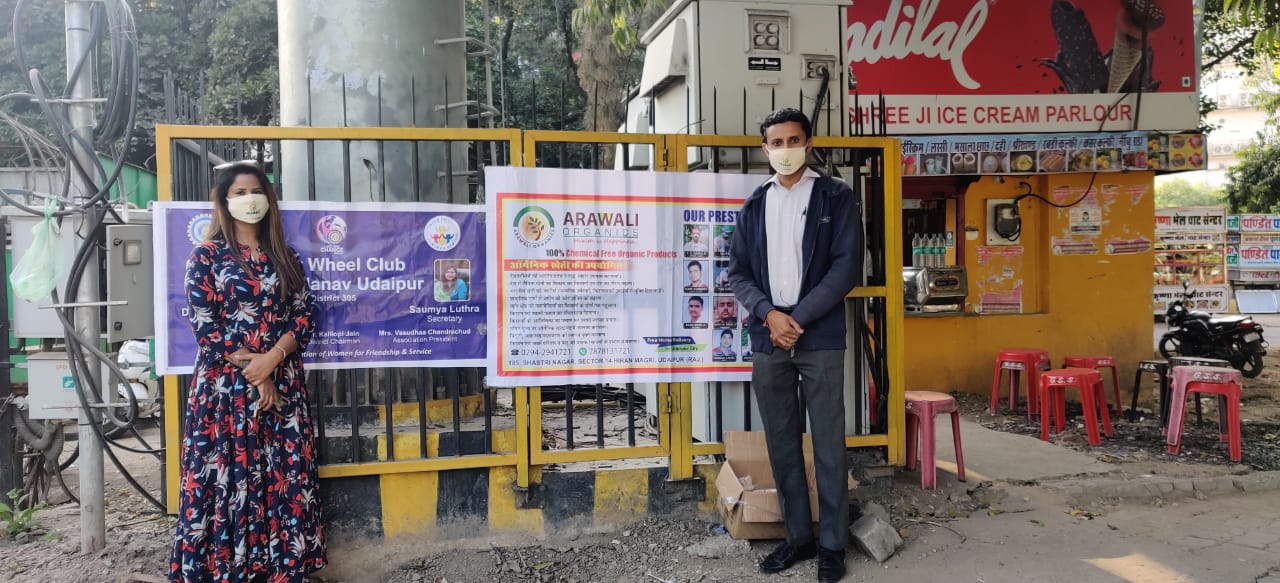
left=576, top=18, right=630, bottom=167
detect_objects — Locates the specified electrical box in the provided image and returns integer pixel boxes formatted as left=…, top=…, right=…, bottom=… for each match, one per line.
left=985, top=198, right=1020, bottom=245
left=5, top=209, right=153, bottom=340
left=7, top=211, right=82, bottom=338
left=23, top=352, right=80, bottom=420
left=625, top=0, right=848, bottom=169
left=106, top=223, right=154, bottom=342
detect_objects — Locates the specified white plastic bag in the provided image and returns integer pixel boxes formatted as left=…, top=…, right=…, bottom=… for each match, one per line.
left=10, top=199, right=65, bottom=302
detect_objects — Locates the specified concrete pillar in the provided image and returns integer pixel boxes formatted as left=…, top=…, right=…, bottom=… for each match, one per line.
left=278, top=0, right=469, bottom=203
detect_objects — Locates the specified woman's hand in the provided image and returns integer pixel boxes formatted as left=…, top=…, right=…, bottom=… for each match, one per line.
left=230, top=347, right=284, bottom=411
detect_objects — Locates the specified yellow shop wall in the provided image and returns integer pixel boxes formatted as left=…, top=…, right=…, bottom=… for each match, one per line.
left=904, top=172, right=1155, bottom=396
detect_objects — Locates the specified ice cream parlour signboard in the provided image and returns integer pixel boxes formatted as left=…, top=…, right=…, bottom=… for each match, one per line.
left=847, top=0, right=1198, bottom=134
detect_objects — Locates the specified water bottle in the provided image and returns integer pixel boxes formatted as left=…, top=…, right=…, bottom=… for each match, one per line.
left=911, top=233, right=922, bottom=267
left=929, top=234, right=941, bottom=267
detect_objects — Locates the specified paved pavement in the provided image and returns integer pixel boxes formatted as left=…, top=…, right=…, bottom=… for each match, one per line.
left=857, top=489, right=1280, bottom=583
left=928, top=417, right=1280, bottom=503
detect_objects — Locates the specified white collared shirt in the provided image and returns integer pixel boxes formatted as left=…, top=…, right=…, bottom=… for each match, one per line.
left=764, top=168, right=819, bottom=307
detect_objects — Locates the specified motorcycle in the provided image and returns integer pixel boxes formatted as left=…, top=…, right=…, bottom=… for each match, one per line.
left=1158, top=281, right=1268, bottom=378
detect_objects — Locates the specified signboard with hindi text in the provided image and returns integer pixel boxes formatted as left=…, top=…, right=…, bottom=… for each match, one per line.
left=1226, top=214, right=1280, bottom=284
left=901, top=131, right=1205, bottom=177
left=154, top=201, right=485, bottom=375
left=1154, top=206, right=1227, bottom=315
left=486, top=167, right=771, bottom=386
left=1155, top=207, right=1227, bottom=233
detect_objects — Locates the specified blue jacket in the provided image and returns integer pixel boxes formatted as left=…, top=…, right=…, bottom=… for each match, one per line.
left=727, top=174, right=864, bottom=354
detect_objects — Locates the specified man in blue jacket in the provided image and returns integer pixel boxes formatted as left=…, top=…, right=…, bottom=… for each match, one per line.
left=728, top=108, right=863, bottom=582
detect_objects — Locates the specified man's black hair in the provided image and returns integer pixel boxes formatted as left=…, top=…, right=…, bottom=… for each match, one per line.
left=721, top=329, right=733, bottom=339
left=760, top=108, right=812, bottom=141
left=688, top=296, right=704, bottom=306
left=687, top=260, right=702, bottom=270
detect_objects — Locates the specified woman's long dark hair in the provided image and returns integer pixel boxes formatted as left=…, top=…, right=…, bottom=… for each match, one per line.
left=205, top=162, right=305, bottom=298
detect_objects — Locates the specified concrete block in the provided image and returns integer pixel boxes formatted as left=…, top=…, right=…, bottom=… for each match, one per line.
left=1187, top=479, right=1218, bottom=492
left=850, top=515, right=902, bottom=563
left=1172, top=479, right=1194, bottom=493
left=1233, top=472, right=1280, bottom=493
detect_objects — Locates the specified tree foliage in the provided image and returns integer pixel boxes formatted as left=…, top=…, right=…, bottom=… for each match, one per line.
left=0, top=0, right=68, bottom=164
left=573, top=0, right=668, bottom=165
left=1224, top=135, right=1280, bottom=212
left=1222, top=0, right=1280, bottom=61
left=1155, top=177, right=1226, bottom=208
left=1, top=0, right=276, bottom=168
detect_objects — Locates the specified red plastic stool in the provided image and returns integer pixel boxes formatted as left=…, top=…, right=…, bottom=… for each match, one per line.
left=905, top=391, right=966, bottom=490
left=1165, top=366, right=1243, bottom=462
left=990, top=348, right=1051, bottom=417
left=1039, top=368, right=1113, bottom=446
left=1062, top=355, right=1122, bottom=414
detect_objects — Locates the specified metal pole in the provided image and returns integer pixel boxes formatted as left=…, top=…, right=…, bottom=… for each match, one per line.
left=0, top=219, right=16, bottom=506
left=65, top=0, right=105, bottom=553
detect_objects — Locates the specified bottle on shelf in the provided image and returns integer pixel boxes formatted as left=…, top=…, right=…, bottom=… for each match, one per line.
left=911, top=233, right=923, bottom=268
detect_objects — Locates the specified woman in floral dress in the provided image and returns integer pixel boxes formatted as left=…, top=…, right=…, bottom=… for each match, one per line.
left=170, top=162, right=326, bottom=582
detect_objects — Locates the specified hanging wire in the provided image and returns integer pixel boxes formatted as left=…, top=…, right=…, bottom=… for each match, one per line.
left=3, top=0, right=163, bottom=511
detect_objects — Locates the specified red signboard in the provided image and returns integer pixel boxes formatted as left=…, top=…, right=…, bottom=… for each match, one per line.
left=846, top=0, right=1198, bottom=134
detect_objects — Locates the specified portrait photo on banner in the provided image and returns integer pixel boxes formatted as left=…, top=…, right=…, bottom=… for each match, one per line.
left=434, top=258, right=472, bottom=302
left=683, top=223, right=709, bottom=257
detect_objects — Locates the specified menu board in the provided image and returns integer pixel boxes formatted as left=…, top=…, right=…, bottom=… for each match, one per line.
left=901, top=131, right=1205, bottom=177
left=1147, top=133, right=1208, bottom=171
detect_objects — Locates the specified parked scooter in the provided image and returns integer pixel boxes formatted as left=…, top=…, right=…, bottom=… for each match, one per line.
left=1158, top=281, right=1268, bottom=378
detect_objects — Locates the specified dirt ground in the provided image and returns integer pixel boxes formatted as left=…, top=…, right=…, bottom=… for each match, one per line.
left=4, top=356, right=1280, bottom=582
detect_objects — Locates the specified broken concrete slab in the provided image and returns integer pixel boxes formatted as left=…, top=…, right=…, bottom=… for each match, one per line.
left=850, top=515, right=903, bottom=562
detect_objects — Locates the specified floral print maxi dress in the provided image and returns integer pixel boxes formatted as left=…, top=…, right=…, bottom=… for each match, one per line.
left=170, top=240, right=327, bottom=583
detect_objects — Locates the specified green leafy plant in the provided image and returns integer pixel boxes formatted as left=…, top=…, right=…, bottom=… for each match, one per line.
left=0, top=489, right=47, bottom=540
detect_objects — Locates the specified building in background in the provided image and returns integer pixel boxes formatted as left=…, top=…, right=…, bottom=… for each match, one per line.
left=1160, top=61, right=1272, bottom=188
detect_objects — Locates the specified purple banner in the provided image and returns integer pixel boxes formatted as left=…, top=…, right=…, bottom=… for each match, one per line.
left=154, top=201, right=486, bottom=374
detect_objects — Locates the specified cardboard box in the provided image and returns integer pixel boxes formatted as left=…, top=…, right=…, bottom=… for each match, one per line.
left=714, top=431, right=857, bottom=540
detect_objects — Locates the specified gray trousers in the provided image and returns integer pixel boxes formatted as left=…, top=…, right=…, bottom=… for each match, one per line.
left=752, top=347, right=848, bottom=550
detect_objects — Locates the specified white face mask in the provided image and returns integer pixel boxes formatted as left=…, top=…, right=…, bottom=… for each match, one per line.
left=227, top=194, right=269, bottom=224
left=767, top=146, right=807, bottom=176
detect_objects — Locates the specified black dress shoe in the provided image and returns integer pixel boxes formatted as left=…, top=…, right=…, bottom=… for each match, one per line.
left=759, top=539, right=817, bottom=573
left=817, top=546, right=846, bottom=582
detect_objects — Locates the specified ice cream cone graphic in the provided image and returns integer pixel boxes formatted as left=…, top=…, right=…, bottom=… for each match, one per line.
left=1108, top=0, right=1166, bottom=93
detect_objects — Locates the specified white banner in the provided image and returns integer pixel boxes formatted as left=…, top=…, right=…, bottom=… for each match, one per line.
left=485, top=167, right=767, bottom=386
left=1155, top=206, right=1228, bottom=233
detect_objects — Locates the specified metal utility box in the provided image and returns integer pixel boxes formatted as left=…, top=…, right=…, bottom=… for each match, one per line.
left=105, top=223, right=154, bottom=342
left=622, top=0, right=849, bottom=168
left=5, top=209, right=152, bottom=340
left=23, top=351, right=80, bottom=420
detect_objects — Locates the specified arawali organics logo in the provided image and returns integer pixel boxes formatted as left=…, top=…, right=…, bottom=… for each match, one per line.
left=512, top=206, right=555, bottom=248
left=847, top=0, right=988, bottom=89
